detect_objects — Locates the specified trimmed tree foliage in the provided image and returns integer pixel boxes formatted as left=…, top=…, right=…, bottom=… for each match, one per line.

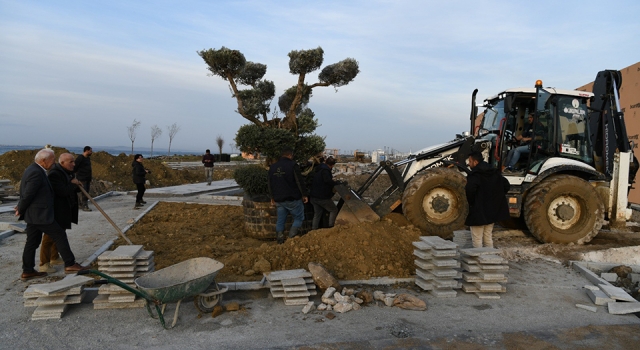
left=198, top=46, right=359, bottom=163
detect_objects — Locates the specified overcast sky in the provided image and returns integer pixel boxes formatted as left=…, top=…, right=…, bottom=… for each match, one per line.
left=1, top=0, right=639, bottom=154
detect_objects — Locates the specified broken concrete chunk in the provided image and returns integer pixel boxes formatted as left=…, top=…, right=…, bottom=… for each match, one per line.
left=383, top=296, right=395, bottom=307
left=321, top=297, right=337, bottom=306
left=326, top=304, right=333, bottom=311
left=334, top=292, right=349, bottom=302
left=302, top=302, right=315, bottom=314
left=352, top=302, right=361, bottom=311
left=373, top=291, right=385, bottom=301
left=353, top=297, right=363, bottom=304
left=317, top=303, right=327, bottom=311
left=575, top=303, right=597, bottom=313
left=333, top=302, right=353, bottom=313
left=600, top=273, right=618, bottom=282
left=393, top=293, right=427, bottom=311
left=583, top=285, right=600, bottom=291
left=342, top=288, right=355, bottom=296
left=308, top=262, right=341, bottom=292
left=322, top=287, right=336, bottom=300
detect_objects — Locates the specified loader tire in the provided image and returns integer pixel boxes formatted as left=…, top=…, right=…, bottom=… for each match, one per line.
left=524, top=175, right=604, bottom=244
left=402, top=168, right=468, bottom=239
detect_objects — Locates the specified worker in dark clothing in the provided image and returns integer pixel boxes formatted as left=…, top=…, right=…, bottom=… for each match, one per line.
left=202, top=149, right=215, bottom=185
left=310, top=156, right=339, bottom=230
left=132, top=154, right=150, bottom=209
left=268, top=148, right=308, bottom=244
left=74, top=146, right=93, bottom=211
left=465, top=151, right=510, bottom=248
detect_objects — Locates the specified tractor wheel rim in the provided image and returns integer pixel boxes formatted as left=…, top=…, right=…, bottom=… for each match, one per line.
left=547, top=195, right=581, bottom=230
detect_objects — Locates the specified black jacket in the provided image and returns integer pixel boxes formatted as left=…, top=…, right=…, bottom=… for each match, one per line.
left=268, top=157, right=307, bottom=202
left=18, top=163, right=55, bottom=225
left=74, top=154, right=92, bottom=181
left=310, top=163, right=337, bottom=199
left=465, top=161, right=510, bottom=226
left=132, top=161, right=147, bottom=184
left=48, top=163, right=79, bottom=229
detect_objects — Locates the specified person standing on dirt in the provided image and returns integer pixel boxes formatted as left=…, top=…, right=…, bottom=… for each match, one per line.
left=74, top=146, right=93, bottom=211
left=39, top=153, right=82, bottom=273
left=15, top=149, right=87, bottom=281
left=310, top=156, right=339, bottom=230
left=465, top=151, right=510, bottom=248
left=202, top=149, right=215, bottom=185
left=268, top=147, right=308, bottom=244
left=132, top=154, right=150, bottom=209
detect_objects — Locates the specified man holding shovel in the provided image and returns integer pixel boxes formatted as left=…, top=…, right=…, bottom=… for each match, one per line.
left=39, top=153, right=82, bottom=273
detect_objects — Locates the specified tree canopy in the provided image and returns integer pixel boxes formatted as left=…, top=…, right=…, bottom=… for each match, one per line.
left=198, top=46, right=359, bottom=163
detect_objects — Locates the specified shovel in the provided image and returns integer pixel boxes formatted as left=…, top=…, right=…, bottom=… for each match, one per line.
left=77, top=184, right=133, bottom=245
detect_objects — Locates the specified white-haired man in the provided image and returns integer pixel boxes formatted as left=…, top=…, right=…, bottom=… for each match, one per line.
left=15, top=149, right=86, bottom=281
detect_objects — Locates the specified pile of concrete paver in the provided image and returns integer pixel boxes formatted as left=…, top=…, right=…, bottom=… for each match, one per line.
left=23, top=275, right=93, bottom=320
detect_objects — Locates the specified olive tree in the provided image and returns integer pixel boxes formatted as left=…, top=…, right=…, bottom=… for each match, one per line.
left=197, top=46, right=359, bottom=163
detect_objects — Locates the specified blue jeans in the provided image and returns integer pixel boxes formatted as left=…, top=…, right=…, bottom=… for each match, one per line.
left=275, top=200, right=305, bottom=232
left=507, top=145, right=530, bottom=168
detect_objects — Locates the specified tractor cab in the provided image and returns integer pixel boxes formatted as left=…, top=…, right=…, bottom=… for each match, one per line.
left=477, top=82, right=594, bottom=177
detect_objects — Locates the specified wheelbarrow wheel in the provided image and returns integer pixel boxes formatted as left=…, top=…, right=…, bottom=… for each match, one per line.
left=194, top=281, right=223, bottom=313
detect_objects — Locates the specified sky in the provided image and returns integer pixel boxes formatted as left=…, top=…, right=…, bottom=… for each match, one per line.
left=1, top=0, right=639, bottom=155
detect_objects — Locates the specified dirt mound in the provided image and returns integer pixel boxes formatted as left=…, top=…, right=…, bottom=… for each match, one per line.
left=0, top=148, right=233, bottom=196
left=117, top=202, right=421, bottom=282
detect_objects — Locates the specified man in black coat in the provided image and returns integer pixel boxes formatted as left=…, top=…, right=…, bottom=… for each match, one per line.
left=74, top=146, right=93, bottom=211
left=15, top=149, right=86, bottom=281
left=268, top=148, right=308, bottom=244
left=310, top=156, right=339, bottom=230
left=465, top=151, right=510, bottom=248
left=39, top=153, right=81, bottom=272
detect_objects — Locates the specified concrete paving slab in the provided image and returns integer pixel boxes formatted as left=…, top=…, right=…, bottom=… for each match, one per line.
left=109, top=245, right=143, bottom=260
left=414, top=278, right=433, bottom=290
left=30, top=275, right=93, bottom=295
left=265, top=269, right=311, bottom=281
left=429, top=289, right=457, bottom=298
left=599, top=284, right=637, bottom=302
left=607, top=301, right=640, bottom=315
left=419, top=236, right=458, bottom=249
left=129, top=179, right=238, bottom=197
left=587, top=289, right=615, bottom=305
left=460, top=247, right=501, bottom=256
left=24, top=285, right=83, bottom=298
left=601, top=272, right=618, bottom=282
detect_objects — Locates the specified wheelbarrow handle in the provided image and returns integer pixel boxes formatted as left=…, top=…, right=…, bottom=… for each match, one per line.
left=79, top=269, right=156, bottom=302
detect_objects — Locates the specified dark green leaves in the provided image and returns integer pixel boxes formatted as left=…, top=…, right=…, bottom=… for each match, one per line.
left=288, top=47, right=324, bottom=75
left=319, top=58, right=360, bottom=87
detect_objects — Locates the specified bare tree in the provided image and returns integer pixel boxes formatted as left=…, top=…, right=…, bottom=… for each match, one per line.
left=150, top=125, right=162, bottom=157
left=127, top=119, right=141, bottom=155
left=216, top=135, right=224, bottom=157
left=167, top=123, right=181, bottom=155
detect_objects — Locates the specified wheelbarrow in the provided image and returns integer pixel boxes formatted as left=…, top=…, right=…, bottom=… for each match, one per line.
left=79, top=257, right=227, bottom=329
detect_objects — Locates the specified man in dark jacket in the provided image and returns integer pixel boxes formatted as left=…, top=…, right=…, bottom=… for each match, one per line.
left=465, top=151, right=510, bottom=248
left=310, top=156, right=339, bottom=230
left=15, top=149, right=86, bottom=281
left=132, top=154, right=149, bottom=209
left=74, top=146, right=92, bottom=211
left=202, top=149, right=215, bottom=185
left=39, top=153, right=81, bottom=273
left=268, top=148, right=308, bottom=244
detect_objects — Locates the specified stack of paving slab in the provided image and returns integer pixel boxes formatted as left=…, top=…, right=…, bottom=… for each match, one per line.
left=578, top=270, right=640, bottom=314
left=265, top=269, right=317, bottom=305
left=413, top=236, right=461, bottom=298
left=459, top=247, right=508, bottom=299
left=93, top=245, right=155, bottom=309
left=452, top=230, right=473, bottom=249
left=23, top=275, right=93, bottom=320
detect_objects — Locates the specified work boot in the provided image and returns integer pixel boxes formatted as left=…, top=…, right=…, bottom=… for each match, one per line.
left=50, top=257, right=64, bottom=265
left=288, top=226, right=300, bottom=238
left=276, top=232, right=284, bottom=244
left=140, top=200, right=147, bottom=205
left=134, top=202, right=143, bottom=210
left=82, top=205, right=92, bottom=212
left=39, top=263, right=56, bottom=273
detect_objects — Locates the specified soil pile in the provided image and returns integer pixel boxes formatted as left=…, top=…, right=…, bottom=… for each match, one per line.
left=118, top=202, right=421, bottom=282
left=0, top=148, right=233, bottom=196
